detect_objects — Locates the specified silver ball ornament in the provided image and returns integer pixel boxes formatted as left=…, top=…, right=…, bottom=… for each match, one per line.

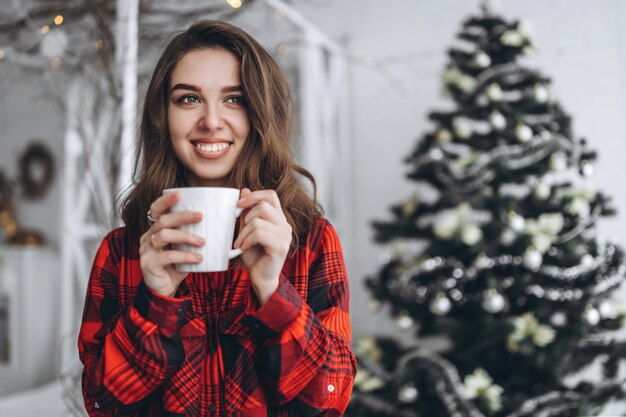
left=581, top=162, right=594, bottom=177
left=534, top=85, right=549, bottom=103
left=429, top=295, right=452, bottom=316
left=430, top=148, right=444, bottom=161
left=584, top=307, right=601, bottom=326
left=398, top=382, right=419, bottom=403
left=482, top=290, right=507, bottom=313
left=581, top=254, right=595, bottom=268
left=599, top=301, right=615, bottom=319
left=489, top=111, right=507, bottom=130
left=474, top=50, right=491, bottom=68
left=486, top=83, right=503, bottom=101
left=396, top=312, right=414, bottom=330
left=550, top=311, right=567, bottom=327
left=523, top=249, right=543, bottom=270
left=515, top=123, right=533, bottom=143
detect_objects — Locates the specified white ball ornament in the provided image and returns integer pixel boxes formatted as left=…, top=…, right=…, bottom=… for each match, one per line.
left=398, top=382, right=419, bottom=403
left=396, top=312, right=414, bottom=330
left=534, top=85, right=549, bottom=103
left=461, top=224, right=483, bottom=245
left=436, top=128, right=453, bottom=143
left=501, top=30, right=524, bottom=47
left=486, top=83, right=503, bottom=101
left=476, top=94, right=489, bottom=106
left=599, top=301, right=616, bottom=319
left=581, top=162, right=594, bottom=178
left=515, top=123, right=533, bottom=143
left=534, top=180, right=551, bottom=200
left=500, top=228, right=516, bottom=245
left=430, top=295, right=452, bottom=316
left=453, top=118, right=473, bottom=140
left=523, top=249, right=543, bottom=270
left=584, top=307, right=601, bottom=326
left=550, top=153, right=567, bottom=171
left=489, top=111, right=507, bottom=130
left=430, top=148, right=444, bottom=161
left=509, top=214, right=526, bottom=232
left=581, top=254, right=595, bottom=269
left=540, top=130, right=552, bottom=140
left=550, top=312, right=567, bottom=327
left=598, top=300, right=619, bottom=319
left=482, top=290, right=507, bottom=313
left=475, top=50, right=491, bottom=68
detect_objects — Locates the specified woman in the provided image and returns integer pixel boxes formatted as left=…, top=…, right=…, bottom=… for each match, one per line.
left=78, top=20, right=356, bottom=417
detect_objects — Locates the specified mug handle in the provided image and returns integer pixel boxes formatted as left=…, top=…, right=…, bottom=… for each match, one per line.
left=229, top=206, right=245, bottom=259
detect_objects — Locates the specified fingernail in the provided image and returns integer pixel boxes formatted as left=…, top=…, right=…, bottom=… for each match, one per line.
left=194, top=212, right=203, bottom=220
left=196, top=237, right=206, bottom=245
left=193, top=254, right=203, bottom=261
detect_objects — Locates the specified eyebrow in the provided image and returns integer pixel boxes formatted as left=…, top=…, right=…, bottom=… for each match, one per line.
left=170, top=83, right=243, bottom=93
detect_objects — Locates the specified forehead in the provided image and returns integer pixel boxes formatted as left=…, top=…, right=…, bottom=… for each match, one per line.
left=170, top=48, right=241, bottom=86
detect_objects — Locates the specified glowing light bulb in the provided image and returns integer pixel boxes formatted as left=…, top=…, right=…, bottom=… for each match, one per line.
left=227, top=0, right=242, bottom=8
left=54, top=15, right=64, bottom=25
left=41, top=25, right=50, bottom=34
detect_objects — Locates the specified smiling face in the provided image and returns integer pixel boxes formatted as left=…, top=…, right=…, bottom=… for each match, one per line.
left=167, top=48, right=250, bottom=187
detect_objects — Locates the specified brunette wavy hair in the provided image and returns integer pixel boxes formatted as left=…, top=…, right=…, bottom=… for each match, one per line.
left=121, top=20, right=322, bottom=250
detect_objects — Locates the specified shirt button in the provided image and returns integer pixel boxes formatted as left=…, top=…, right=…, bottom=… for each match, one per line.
left=176, top=308, right=184, bottom=317
left=208, top=404, right=216, bottom=412
left=94, top=402, right=100, bottom=409
left=327, top=384, right=335, bottom=392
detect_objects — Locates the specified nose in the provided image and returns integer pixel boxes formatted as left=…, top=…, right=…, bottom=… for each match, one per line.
left=198, top=102, right=223, bottom=131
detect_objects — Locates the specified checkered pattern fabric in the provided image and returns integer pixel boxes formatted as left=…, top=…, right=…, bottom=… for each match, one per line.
left=78, top=218, right=356, bottom=416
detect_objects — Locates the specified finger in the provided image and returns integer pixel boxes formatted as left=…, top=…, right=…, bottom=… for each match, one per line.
left=151, top=228, right=205, bottom=250
left=243, top=200, right=284, bottom=226
left=238, top=190, right=284, bottom=218
left=239, top=228, right=289, bottom=255
left=235, top=218, right=290, bottom=251
left=235, top=217, right=270, bottom=248
left=144, top=250, right=203, bottom=269
left=156, top=210, right=203, bottom=230
left=148, top=192, right=181, bottom=221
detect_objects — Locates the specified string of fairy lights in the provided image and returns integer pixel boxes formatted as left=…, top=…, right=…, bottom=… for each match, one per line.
left=0, top=0, right=435, bottom=91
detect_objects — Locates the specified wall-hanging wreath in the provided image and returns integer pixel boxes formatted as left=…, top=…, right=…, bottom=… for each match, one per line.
left=18, top=142, right=55, bottom=199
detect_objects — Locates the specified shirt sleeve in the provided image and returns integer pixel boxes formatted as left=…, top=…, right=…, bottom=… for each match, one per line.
left=243, top=220, right=357, bottom=416
left=77, top=230, right=192, bottom=416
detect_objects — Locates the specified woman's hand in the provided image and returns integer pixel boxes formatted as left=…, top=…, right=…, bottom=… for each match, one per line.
left=139, top=192, right=205, bottom=297
left=235, top=188, right=292, bottom=305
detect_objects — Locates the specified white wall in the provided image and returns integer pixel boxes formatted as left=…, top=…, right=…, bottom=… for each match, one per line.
left=292, top=0, right=626, bottom=339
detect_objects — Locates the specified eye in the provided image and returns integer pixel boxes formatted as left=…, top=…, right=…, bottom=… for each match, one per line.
left=176, top=94, right=201, bottom=104
left=225, top=95, right=245, bottom=106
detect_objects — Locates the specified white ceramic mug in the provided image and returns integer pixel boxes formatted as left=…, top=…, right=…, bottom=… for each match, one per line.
left=163, top=187, right=243, bottom=272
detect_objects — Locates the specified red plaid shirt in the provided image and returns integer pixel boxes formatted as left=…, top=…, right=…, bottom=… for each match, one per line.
left=78, top=218, right=356, bottom=417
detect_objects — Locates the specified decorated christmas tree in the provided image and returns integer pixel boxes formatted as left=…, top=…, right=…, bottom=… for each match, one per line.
left=347, top=5, right=626, bottom=417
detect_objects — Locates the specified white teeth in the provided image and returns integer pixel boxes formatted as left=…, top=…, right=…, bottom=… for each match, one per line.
left=196, top=142, right=229, bottom=152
